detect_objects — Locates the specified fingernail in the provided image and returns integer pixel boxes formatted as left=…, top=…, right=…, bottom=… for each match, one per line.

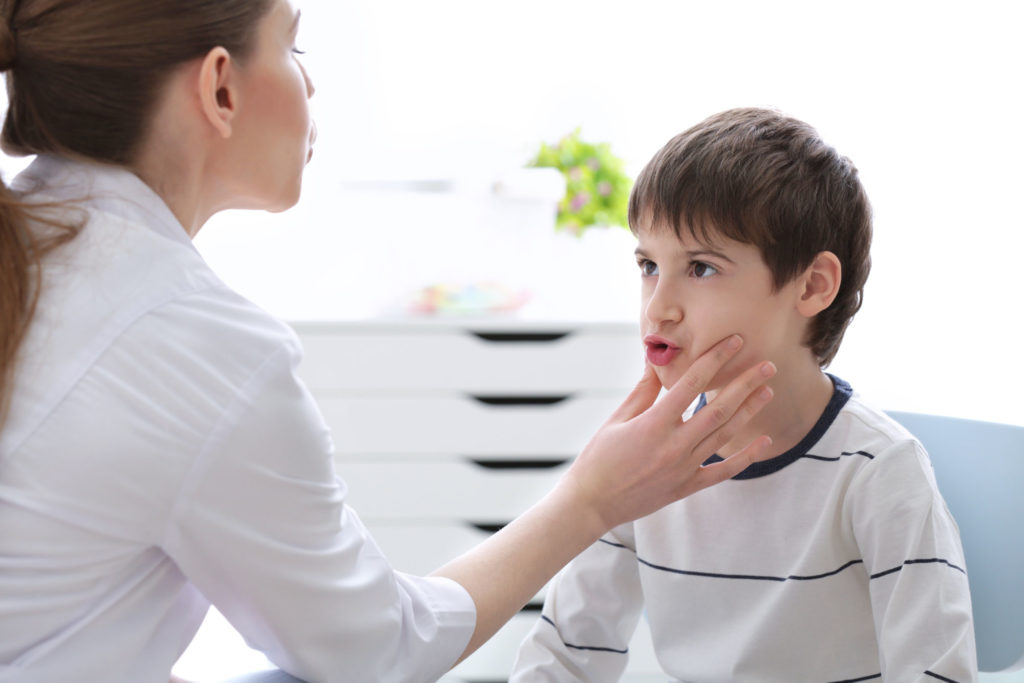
left=759, top=386, right=774, bottom=400
left=727, top=335, right=742, bottom=350
left=760, top=361, right=776, bottom=377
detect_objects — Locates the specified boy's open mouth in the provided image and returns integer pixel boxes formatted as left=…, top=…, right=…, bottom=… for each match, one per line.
left=644, top=336, right=681, bottom=366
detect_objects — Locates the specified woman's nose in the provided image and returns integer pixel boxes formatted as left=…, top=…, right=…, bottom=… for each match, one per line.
left=301, top=62, right=315, bottom=98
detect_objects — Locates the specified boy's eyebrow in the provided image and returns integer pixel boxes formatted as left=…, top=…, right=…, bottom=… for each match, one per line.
left=688, top=248, right=736, bottom=264
left=633, top=245, right=737, bottom=265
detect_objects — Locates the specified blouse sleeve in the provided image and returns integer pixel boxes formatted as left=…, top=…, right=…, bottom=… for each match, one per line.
left=162, top=339, right=476, bottom=683
left=847, top=437, right=978, bottom=682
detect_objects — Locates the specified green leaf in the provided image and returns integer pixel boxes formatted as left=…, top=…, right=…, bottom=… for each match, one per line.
left=528, top=128, right=633, bottom=235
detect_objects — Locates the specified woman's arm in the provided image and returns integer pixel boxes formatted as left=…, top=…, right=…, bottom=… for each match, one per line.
left=433, top=334, right=776, bottom=662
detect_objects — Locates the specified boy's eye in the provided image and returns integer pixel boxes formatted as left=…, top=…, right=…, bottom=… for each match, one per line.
left=690, top=261, right=718, bottom=279
left=637, top=259, right=659, bottom=277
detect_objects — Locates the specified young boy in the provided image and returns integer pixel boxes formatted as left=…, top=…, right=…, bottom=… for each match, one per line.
left=509, top=108, right=976, bottom=682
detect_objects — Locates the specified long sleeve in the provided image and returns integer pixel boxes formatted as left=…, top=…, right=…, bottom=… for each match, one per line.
left=0, top=155, right=476, bottom=683
left=510, top=524, right=644, bottom=683
left=847, top=438, right=977, bottom=682
left=161, top=331, right=476, bottom=683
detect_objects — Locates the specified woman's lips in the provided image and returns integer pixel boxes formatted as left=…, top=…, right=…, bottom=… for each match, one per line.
left=644, top=336, right=681, bottom=366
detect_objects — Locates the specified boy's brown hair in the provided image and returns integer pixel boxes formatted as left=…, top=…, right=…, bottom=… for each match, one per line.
left=628, top=107, right=872, bottom=366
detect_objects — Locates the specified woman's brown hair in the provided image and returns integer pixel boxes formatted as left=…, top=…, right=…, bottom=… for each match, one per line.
left=628, top=107, right=873, bottom=366
left=0, top=0, right=274, bottom=427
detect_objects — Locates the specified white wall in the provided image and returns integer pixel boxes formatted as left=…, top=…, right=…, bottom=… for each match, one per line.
left=2, top=0, right=1021, bottom=426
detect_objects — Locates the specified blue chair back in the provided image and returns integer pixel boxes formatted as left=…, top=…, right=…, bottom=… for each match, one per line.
left=887, top=411, right=1024, bottom=672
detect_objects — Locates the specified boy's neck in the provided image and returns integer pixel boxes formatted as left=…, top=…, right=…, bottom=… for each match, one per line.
left=707, top=357, right=836, bottom=461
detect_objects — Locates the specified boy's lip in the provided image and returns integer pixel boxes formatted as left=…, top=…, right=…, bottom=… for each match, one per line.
left=644, top=334, right=681, bottom=366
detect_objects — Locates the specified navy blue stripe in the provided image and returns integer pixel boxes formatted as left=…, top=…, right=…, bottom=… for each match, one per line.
left=827, top=675, right=881, bottom=682
left=636, top=556, right=866, bottom=583
left=540, top=615, right=628, bottom=654
left=924, top=671, right=962, bottom=683
left=598, top=538, right=631, bottom=551
left=598, top=541, right=965, bottom=584
left=869, top=557, right=966, bottom=580
left=804, top=450, right=876, bottom=462
left=599, top=539, right=865, bottom=583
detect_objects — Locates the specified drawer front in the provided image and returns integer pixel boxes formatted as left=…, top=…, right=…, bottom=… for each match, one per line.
left=295, top=324, right=642, bottom=393
left=338, top=458, right=570, bottom=520
left=366, top=522, right=505, bottom=578
left=322, top=395, right=622, bottom=456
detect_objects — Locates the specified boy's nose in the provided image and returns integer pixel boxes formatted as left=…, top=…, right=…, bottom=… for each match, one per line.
left=643, top=284, right=683, bottom=325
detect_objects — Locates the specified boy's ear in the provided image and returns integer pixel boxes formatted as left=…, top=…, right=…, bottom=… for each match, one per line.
left=197, top=47, right=237, bottom=139
left=796, top=251, right=842, bottom=317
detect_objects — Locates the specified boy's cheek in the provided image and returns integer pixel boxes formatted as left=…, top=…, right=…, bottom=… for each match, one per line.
left=649, top=335, right=752, bottom=393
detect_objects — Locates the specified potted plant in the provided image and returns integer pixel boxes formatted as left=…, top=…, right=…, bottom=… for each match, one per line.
left=528, top=128, right=632, bottom=236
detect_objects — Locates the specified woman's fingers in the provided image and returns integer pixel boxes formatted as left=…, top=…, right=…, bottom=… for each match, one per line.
left=649, top=335, right=744, bottom=424
left=681, top=359, right=776, bottom=465
left=564, top=334, right=779, bottom=531
left=683, top=434, right=775, bottom=496
left=660, top=368, right=776, bottom=501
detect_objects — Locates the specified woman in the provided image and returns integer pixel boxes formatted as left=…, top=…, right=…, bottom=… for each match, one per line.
left=0, top=1, right=775, bottom=681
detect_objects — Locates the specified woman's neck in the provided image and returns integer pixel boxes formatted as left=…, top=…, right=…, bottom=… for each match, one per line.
left=129, top=61, right=225, bottom=239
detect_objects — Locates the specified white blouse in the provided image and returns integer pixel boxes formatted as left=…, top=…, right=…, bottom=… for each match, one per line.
left=0, top=156, right=475, bottom=683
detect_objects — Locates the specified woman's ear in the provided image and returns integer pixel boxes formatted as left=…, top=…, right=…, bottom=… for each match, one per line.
left=796, top=251, right=842, bottom=317
left=197, top=47, right=236, bottom=139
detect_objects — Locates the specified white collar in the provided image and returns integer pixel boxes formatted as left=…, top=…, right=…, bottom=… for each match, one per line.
left=12, top=154, right=195, bottom=249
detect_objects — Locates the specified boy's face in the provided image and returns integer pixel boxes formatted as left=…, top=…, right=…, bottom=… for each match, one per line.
left=636, top=221, right=810, bottom=393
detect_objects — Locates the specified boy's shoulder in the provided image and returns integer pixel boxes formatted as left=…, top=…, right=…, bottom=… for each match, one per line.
left=826, top=385, right=933, bottom=477
left=836, top=387, right=919, bottom=449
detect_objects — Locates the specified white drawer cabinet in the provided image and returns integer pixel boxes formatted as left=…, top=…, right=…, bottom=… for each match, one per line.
left=321, top=395, right=624, bottom=456
left=292, top=319, right=662, bottom=682
left=297, top=322, right=643, bottom=394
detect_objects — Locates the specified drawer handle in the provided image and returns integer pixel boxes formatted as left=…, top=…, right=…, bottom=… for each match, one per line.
left=469, top=458, right=570, bottom=470
left=470, top=331, right=571, bottom=343
left=467, top=522, right=509, bottom=534
left=521, top=601, right=545, bottom=613
left=471, top=394, right=571, bottom=406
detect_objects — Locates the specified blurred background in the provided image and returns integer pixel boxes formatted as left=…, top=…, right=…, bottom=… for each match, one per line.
left=3, top=0, right=1020, bottom=426
left=3, top=1, right=1021, bottom=679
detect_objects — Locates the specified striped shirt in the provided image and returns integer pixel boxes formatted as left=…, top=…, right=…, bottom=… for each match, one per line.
left=511, top=377, right=977, bottom=682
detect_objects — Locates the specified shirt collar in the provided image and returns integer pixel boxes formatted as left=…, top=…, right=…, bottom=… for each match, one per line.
left=12, top=154, right=196, bottom=249
left=698, top=374, right=854, bottom=479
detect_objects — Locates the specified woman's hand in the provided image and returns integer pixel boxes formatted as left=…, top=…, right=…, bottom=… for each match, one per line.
left=559, top=334, right=775, bottom=535
left=436, top=334, right=774, bottom=663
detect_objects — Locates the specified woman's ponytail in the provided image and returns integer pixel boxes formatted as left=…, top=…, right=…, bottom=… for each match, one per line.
left=0, top=182, right=80, bottom=428
left=0, top=183, right=34, bottom=427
